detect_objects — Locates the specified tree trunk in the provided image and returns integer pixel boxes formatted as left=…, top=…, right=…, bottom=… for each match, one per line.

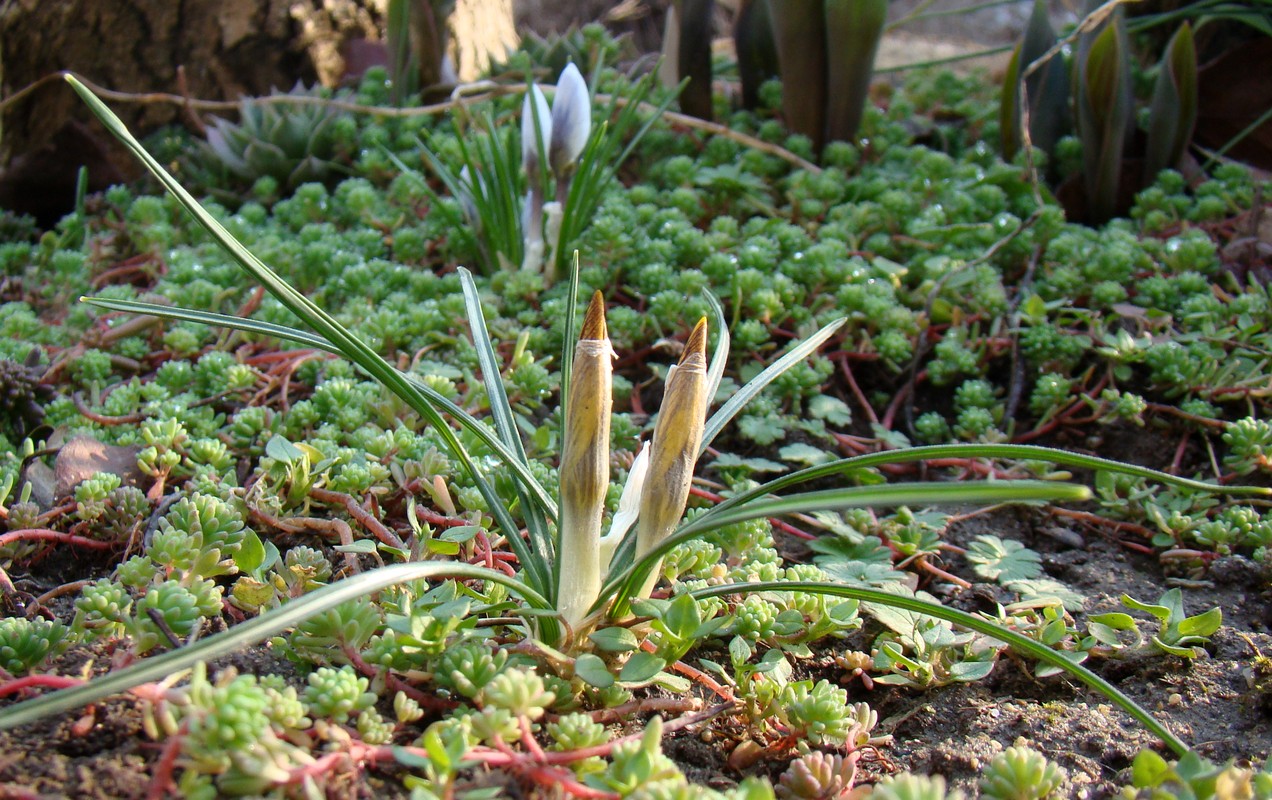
left=0, top=0, right=312, bottom=222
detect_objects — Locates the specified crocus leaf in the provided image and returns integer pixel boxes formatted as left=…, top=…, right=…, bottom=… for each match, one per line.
left=1144, top=22, right=1197, bottom=182
left=1075, top=15, right=1131, bottom=222
left=769, top=0, right=828, bottom=152
left=824, top=0, right=887, bottom=144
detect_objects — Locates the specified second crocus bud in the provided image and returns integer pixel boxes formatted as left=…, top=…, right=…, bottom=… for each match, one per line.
left=522, top=83, right=553, bottom=180
left=521, top=84, right=553, bottom=273
left=549, top=63, right=592, bottom=183
left=555, top=292, right=613, bottom=629
left=634, top=317, right=709, bottom=596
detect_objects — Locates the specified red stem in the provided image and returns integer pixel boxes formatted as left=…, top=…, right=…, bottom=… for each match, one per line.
left=0, top=529, right=116, bottom=551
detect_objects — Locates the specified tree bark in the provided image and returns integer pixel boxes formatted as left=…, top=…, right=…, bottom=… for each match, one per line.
left=0, top=0, right=312, bottom=221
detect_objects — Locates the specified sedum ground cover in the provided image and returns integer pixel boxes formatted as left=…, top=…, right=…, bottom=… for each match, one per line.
left=0, top=31, right=1271, bottom=799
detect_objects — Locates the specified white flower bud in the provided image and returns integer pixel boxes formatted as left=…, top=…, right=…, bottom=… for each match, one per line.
left=521, top=83, right=552, bottom=178
left=549, top=63, right=592, bottom=178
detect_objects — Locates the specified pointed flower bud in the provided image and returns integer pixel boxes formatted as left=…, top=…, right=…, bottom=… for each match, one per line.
left=635, top=318, right=709, bottom=595
left=521, top=83, right=552, bottom=179
left=549, top=62, right=592, bottom=179
left=555, top=292, right=614, bottom=628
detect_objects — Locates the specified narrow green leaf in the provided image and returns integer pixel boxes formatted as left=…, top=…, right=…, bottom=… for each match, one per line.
left=606, top=480, right=1091, bottom=616
left=1144, top=22, right=1197, bottom=181
left=0, top=562, right=551, bottom=730
left=458, top=268, right=555, bottom=586
left=1000, top=43, right=1026, bottom=161
left=700, top=317, right=845, bottom=452
left=703, top=290, right=730, bottom=405
left=691, top=580, right=1190, bottom=757
left=65, top=77, right=559, bottom=636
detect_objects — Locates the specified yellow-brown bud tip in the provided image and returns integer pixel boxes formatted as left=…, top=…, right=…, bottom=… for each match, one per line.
left=580, top=291, right=607, bottom=341
left=680, top=317, right=708, bottom=364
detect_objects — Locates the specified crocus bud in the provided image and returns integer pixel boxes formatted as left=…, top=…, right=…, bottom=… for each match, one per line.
left=522, top=84, right=552, bottom=273
left=522, top=83, right=552, bottom=180
left=549, top=63, right=592, bottom=179
left=635, top=318, right=709, bottom=596
left=555, top=292, right=614, bottom=628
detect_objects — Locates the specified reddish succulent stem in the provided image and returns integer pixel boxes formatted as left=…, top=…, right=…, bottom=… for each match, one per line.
left=0, top=673, right=85, bottom=698
left=0, top=529, right=116, bottom=552
left=916, top=557, right=972, bottom=589
left=639, top=640, right=733, bottom=701
left=310, top=488, right=406, bottom=550
left=837, top=354, right=879, bottom=425
left=146, top=721, right=188, bottom=800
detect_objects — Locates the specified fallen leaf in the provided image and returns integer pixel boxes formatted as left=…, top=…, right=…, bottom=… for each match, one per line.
left=53, top=435, right=145, bottom=499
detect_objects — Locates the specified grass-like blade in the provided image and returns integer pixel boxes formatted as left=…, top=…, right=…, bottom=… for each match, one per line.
left=703, top=290, right=730, bottom=405
left=458, top=268, right=555, bottom=591
left=602, top=480, right=1092, bottom=615
left=559, top=252, right=584, bottom=425
left=691, top=581, right=1190, bottom=757
left=700, top=317, right=846, bottom=453
left=68, top=76, right=559, bottom=644
left=80, top=297, right=559, bottom=519
left=0, top=563, right=548, bottom=731
left=707, top=443, right=1271, bottom=521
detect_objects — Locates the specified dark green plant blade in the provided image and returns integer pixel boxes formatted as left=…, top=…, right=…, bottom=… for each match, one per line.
left=824, top=0, right=888, bottom=144
left=691, top=581, right=1190, bottom=757
left=734, top=0, right=780, bottom=110
left=1075, top=15, right=1132, bottom=222
left=1001, top=43, right=1027, bottom=161
left=769, top=0, right=828, bottom=153
left=1144, top=22, right=1197, bottom=181
left=1002, top=0, right=1071, bottom=162
left=0, top=563, right=548, bottom=731
left=675, top=0, right=716, bottom=120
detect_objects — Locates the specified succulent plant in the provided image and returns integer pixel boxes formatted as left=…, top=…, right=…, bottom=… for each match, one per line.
left=0, top=617, right=69, bottom=675
left=979, top=746, right=1066, bottom=799
left=776, top=751, right=859, bottom=799
left=189, top=86, right=352, bottom=197
left=0, top=355, right=51, bottom=440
